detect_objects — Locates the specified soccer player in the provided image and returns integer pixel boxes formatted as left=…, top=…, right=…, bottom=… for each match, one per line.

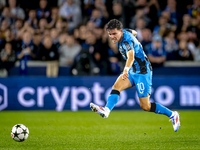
left=90, top=19, right=180, bottom=132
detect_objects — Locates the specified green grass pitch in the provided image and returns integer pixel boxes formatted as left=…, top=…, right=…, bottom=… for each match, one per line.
left=0, top=111, right=200, bottom=150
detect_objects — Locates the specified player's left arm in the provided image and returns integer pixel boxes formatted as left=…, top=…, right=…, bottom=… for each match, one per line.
left=125, top=29, right=137, bottom=37
left=122, top=49, right=134, bottom=80
left=130, top=29, right=137, bottom=37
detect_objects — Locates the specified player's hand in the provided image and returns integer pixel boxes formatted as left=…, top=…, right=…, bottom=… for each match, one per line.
left=122, top=70, right=129, bottom=80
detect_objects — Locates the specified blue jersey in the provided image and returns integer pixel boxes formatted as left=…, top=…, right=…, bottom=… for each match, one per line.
left=117, top=29, right=152, bottom=74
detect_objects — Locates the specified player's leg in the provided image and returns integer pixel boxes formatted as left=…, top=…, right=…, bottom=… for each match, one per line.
left=139, top=95, right=173, bottom=117
left=90, top=74, right=132, bottom=118
left=135, top=71, right=180, bottom=131
left=105, top=74, right=132, bottom=111
left=139, top=95, right=180, bottom=132
left=134, top=71, right=173, bottom=117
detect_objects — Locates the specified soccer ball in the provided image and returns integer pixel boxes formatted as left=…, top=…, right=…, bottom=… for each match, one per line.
left=11, top=124, right=29, bottom=142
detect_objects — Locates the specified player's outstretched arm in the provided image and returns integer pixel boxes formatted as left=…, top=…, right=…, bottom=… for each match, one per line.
left=122, top=49, right=135, bottom=80
left=130, top=29, right=137, bottom=37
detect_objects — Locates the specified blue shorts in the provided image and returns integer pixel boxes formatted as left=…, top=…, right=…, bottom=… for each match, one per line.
left=128, top=69, right=152, bottom=98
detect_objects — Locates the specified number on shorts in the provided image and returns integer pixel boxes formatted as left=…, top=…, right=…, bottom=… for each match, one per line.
left=137, top=82, right=145, bottom=94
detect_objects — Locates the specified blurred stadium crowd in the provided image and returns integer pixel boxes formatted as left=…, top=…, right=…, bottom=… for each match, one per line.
left=0, top=0, right=200, bottom=76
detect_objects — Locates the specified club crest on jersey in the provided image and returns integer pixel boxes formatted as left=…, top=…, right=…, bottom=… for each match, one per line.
left=124, top=41, right=131, bottom=51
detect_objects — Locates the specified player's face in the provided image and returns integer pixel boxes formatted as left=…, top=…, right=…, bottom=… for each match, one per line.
left=107, top=28, right=123, bottom=43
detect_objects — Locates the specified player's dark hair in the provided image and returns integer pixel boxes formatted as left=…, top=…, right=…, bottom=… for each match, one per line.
left=106, top=19, right=123, bottom=31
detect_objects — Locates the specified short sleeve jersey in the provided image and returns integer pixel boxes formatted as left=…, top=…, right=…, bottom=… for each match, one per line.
left=117, top=29, right=152, bottom=74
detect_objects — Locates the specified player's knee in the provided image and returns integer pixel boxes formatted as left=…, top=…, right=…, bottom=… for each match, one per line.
left=112, top=84, right=119, bottom=91
left=140, top=103, right=150, bottom=111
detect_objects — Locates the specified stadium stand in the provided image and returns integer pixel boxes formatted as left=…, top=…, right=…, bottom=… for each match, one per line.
left=0, top=0, right=200, bottom=77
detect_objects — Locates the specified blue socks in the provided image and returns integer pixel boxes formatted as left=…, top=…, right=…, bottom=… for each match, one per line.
left=150, top=102, right=172, bottom=117
left=105, top=90, right=172, bottom=118
left=105, top=89, right=120, bottom=111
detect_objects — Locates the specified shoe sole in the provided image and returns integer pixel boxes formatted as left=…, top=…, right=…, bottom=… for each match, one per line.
left=175, top=122, right=180, bottom=132
left=90, top=104, right=105, bottom=118
left=174, top=112, right=180, bottom=132
left=90, top=104, right=97, bottom=112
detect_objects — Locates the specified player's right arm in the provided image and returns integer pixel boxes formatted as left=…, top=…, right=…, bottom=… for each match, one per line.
left=122, top=49, right=134, bottom=80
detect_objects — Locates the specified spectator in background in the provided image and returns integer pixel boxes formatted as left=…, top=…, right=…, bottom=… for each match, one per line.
left=123, top=0, right=135, bottom=28
left=111, top=2, right=126, bottom=27
left=56, top=19, right=68, bottom=36
left=93, top=27, right=103, bottom=45
left=163, top=30, right=179, bottom=60
left=2, top=28, right=16, bottom=50
left=141, top=28, right=152, bottom=51
left=1, top=28, right=15, bottom=51
left=102, top=24, right=109, bottom=44
left=59, top=0, right=82, bottom=31
left=0, top=7, right=14, bottom=27
left=135, top=0, right=160, bottom=29
left=74, top=25, right=87, bottom=45
left=36, top=0, right=50, bottom=21
left=46, top=7, right=60, bottom=29
left=0, top=42, right=16, bottom=75
left=107, top=38, right=122, bottom=75
left=190, top=17, right=200, bottom=39
left=147, top=0, right=161, bottom=29
left=153, top=16, right=168, bottom=36
left=161, top=11, right=177, bottom=34
left=50, top=28, right=59, bottom=46
left=37, top=18, right=48, bottom=34
left=58, top=32, right=68, bottom=48
left=0, top=20, right=9, bottom=36
left=90, top=31, right=108, bottom=74
left=164, top=0, right=180, bottom=26
left=89, top=9, right=105, bottom=27
left=0, top=30, right=3, bottom=50
left=38, top=36, right=59, bottom=77
left=38, top=36, right=59, bottom=61
left=59, top=34, right=81, bottom=66
left=8, top=0, right=25, bottom=20
left=43, top=29, right=50, bottom=39
left=134, top=0, right=148, bottom=10
left=177, top=31, right=188, bottom=41
left=73, top=28, right=79, bottom=40
left=58, top=0, right=81, bottom=7
left=94, top=0, right=109, bottom=19
left=187, top=27, right=199, bottom=55
left=71, top=32, right=99, bottom=76
left=71, top=49, right=97, bottom=76
left=187, top=0, right=200, bottom=19
left=33, top=32, right=42, bottom=60
left=177, top=40, right=193, bottom=60
left=145, top=34, right=166, bottom=68
left=0, top=0, right=6, bottom=11
left=82, top=31, right=108, bottom=74
left=86, top=21, right=95, bottom=32
left=17, top=21, right=34, bottom=40
left=135, top=0, right=147, bottom=7
left=135, top=18, right=146, bottom=42
left=27, top=9, right=38, bottom=29
left=17, top=31, right=36, bottom=60
left=129, top=6, right=151, bottom=29
left=57, top=0, right=67, bottom=7
left=179, top=14, right=191, bottom=32
left=194, top=40, right=200, bottom=61
left=83, top=0, right=95, bottom=18
left=11, top=19, right=23, bottom=40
